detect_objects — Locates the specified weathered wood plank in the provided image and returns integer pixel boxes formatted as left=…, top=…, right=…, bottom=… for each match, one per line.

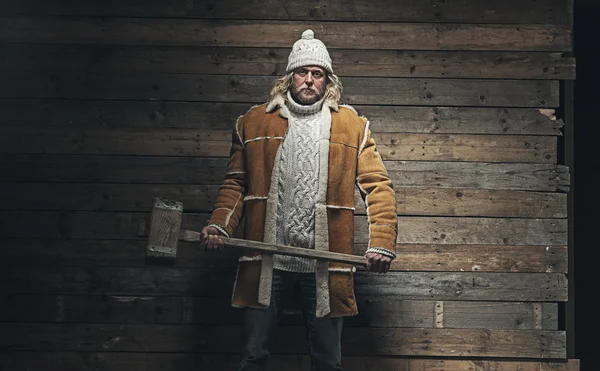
left=0, top=238, right=568, bottom=273
left=385, top=161, right=570, bottom=192
left=0, top=294, right=558, bottom=329
left=0, top=154, right=229, bottom=184
left=0, top=127, right=234, bottom=157
left=0, top=239, right=153, bottom=267
left=0, top=322, right=567, bottom=358
left=369, top=188, right=567, bottom=218
left=0, top=18, right=572, bottom=51
left=0, top=154, right=571, bottom=191
left=0, top=183, right=220, bottom=212
left=365, top=107, right=563, bottom=135
left=0, top=72, right=560, bottom=107
left=0, top=127, right=559, bottom=163
left=0, top=211, right=209, bottom=240
left=353, top=271, right=567, bottom=302
left=387, top=244, right=566, bottom=273
left=0, top=99, right=247, bottom=130
left=439, top=301, right=559, bottom=330
left=0, top=210, right=568, bottom=245
left=389, top=216, right=567, bottom=245
left=0, top=352, right=580, bottom=371
left=372, top=133, right=557, bottom=163
left=0, top=99, right=564, bottom=135
left=0, top=44, right=576, bottom=79
left=0, top=182, right=567, bottom=218
left=0, top=0, right=573, bottom=24
left=0, top=266, right=568, bottom=301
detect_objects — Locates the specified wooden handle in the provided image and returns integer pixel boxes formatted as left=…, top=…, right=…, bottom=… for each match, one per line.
left=180, top=229, right=366, bottom=266
left=223, top=237, right=367, bottom=266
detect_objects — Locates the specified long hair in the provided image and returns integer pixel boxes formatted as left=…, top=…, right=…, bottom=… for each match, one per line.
left=269, top=71, right=343, bottom=106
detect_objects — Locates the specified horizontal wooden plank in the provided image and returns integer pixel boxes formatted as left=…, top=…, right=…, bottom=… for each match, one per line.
left=391, top=216, right=567, bottom=245
left=364, top=107, right=563, bottom=135
left=0, top=210, right=568, bottom=245
left=0, top=154, right=229, bottom=184
left=0, top=18, right=572, bottom=51
left=0, top=72, right=560, bottom=107
left=353, top=271, right=567, bottom=302
left=0, top=322, right=567, bottom=358
left=0, top=127, right=233, bottom=157
left=0, top=266, right=568, bottom=301
left=372, top=133, right=557, bottom=163
left=0, top=238, right=568, bottom=273
left=385, top=161, right=570, bottom=192
left=0, top=182, right=567, bottom=218
left=0, top=294, right=558, bottom=330
left=0, top=211, right=210, bottom=240
left=0, top=183, right=220, bottom=212
left=0, top=0, right=573, bottom=24
left=383, top=244, right=567, bottom=273
left=0, top=99, right=564, bottom=135
left=437, top=301, right=559, bottom=330
left=0, top=44, right=576, bottom=79
left=0, top=127, right=559, bottom=163
left=0, top=352, right=580, bottom=371
left=38, top=294, right=549, bottom=329
left=0, top=154, right=571, bottom=191
left=377, top=187, right=567, bottom=218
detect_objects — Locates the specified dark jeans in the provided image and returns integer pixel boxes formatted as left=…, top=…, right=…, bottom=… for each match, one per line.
left=234, top=269, right=344, bottom=371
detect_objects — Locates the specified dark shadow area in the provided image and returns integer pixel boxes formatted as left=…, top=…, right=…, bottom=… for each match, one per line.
left=573, top=0, right=597, bottom=368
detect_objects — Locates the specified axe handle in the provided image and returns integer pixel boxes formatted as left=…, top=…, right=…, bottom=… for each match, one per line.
left=180, top=229, right=367, bottom=266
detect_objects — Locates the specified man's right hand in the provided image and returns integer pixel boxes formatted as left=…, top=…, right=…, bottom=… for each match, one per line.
left=200, top=225, right=225, bottom=250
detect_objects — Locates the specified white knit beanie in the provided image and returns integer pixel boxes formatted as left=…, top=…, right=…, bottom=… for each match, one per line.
left=286, top=29, right=333, bottom=74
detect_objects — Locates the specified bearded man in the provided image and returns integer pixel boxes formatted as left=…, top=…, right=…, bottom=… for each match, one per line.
left=201, top=29, right=398, bottom=371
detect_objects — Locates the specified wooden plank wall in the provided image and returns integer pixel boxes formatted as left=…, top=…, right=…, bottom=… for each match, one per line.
left=0, top=1, right=579, bottom=370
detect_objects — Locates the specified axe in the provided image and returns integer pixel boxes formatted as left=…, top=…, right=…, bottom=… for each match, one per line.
left=143, top=197, right=367, bottom=267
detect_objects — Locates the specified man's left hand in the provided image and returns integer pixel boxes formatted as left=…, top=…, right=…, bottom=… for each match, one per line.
left=365, top=252, right=392, bottom=273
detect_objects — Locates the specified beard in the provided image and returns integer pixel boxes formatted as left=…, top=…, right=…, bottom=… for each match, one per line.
left=290, top=85, right=326, bottom=105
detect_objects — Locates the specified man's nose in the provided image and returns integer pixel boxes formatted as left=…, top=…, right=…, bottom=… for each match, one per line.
left=305, top=72, right=314, bottom=84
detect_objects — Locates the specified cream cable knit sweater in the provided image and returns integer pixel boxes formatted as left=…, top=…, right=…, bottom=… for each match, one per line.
left=273, top=92, right=325, bottom=272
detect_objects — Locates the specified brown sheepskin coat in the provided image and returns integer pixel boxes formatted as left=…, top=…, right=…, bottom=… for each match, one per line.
left=208, top=95, right=397, bottom=317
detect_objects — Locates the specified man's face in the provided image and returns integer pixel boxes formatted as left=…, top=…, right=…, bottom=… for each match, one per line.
left=291, top=66, right=327, bottom=105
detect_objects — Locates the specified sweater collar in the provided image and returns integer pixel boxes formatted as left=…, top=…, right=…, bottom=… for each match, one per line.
left=266, top=92, right=338, bottom=119
left=285, top=91, right=324, bottom=115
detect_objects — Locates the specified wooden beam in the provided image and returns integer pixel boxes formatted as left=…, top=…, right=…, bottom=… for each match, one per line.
left=0, top=294, right=558, bottom=329
left=388, top=216, right=567, bottom=245
left=0, top=210, right=567, bottom=245
left=0, top=154, right=571, bottom=191
left=0, top=0, right=573, bottom=24
left=0, top=44, right=576, bottom=79
left=0, top=352, right=580, bottom=371
left=0, top=323, right=567, bottom=358
left=0, top=238, right=568, bottom=273
left=0, top=18, right=572, bottom=51
left=0, top=100, right=564, bottom=135
left=0, top=127, right=559, bottom=163
left=385, top=161, right=570, bottom=192
left=0, top=72, right=560, bottom=107
left=0, top=266, right=568, bottom=301
left=0, top=182, right=567, bottom=218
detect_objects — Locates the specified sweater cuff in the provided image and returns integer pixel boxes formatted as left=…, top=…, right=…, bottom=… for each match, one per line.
left=208, top=223, right=230, bottom=237
left=365, top=247, right=397, bottom=260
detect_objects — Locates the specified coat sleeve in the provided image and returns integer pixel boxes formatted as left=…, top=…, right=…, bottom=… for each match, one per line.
left=356, top=119, right=398, bottom=258
left=207, top=116, right=247, bottom=237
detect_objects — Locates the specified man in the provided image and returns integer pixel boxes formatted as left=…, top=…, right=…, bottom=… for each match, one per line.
left=201, top=29, right=398, bottom=371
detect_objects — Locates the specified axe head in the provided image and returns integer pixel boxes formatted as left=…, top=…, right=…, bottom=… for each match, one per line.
left=145, top=197, right=183, bottom=266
